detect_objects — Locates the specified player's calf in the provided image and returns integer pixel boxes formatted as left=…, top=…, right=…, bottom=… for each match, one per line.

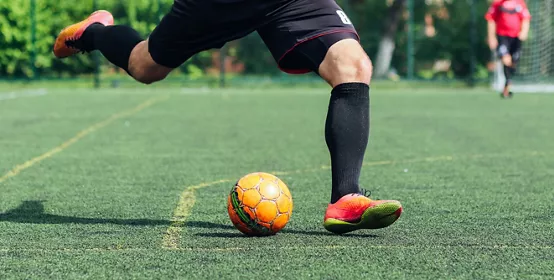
left=128, top=41, right=172, bottom=85
left=501, top=54, right=516, bottom=98
left=317, top=38, right=373, bottom=203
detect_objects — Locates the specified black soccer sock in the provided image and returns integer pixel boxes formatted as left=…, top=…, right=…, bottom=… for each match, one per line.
left=510, top=65, right=517, bottom=76
left=504, top=65, right=514, bottom=86
left=325, top=83, right=370, bottom=204
left=80, top=23, right=143, bottom=73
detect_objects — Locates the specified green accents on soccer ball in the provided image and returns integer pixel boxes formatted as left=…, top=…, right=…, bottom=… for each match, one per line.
left=230, top=189, right=272, bottom=236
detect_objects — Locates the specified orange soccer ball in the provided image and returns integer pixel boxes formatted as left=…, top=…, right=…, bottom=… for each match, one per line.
left=227, top=172, right=293, bottom=236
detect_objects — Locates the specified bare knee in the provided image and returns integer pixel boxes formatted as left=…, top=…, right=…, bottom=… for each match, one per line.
left=319, top=39, right=373, bottom=88
left=128, top=41, right=172, bottom=85
left=502, top=55, right=513, bottom=67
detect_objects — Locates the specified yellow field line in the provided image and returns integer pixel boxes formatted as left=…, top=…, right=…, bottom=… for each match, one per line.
left=163, top=150, right=551, bottom=249
left=273, top=152, right=550, bottom=176
left=0, top=95, right=170, bottom=184
left=162, top=179, right=233, bottom=249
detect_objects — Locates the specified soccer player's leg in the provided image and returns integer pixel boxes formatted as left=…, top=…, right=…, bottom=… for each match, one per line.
left=53, top=1, right=260, bottom=85
left=506, top=38, right=523, bottom=98
left=497, top=36, right=515, bottom=98
left=502, top=53, right=514, bottom=98
left=258, top=0, right=402, bottom=234
left=53, top=11, right=171, bottom=84
left=317, top=39, right=402, bottom=234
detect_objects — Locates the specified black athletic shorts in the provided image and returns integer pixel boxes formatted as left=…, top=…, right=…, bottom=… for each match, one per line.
left=497, top=35, right=522, bottom=63
left=149, top=0, right=359, bottom=73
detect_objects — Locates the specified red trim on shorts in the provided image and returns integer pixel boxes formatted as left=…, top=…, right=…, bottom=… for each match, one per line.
left=277, top=29, right=360, bottom=74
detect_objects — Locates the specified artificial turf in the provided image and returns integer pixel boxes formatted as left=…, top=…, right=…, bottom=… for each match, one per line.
left=0, top=86, right=552, bottom=279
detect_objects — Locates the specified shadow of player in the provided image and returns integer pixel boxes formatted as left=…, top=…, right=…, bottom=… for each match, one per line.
left=187, top=220, right=378, bottom=238
left=0, top=200, right=170, bottom=226
left=1, top=201, right=380, bottom=237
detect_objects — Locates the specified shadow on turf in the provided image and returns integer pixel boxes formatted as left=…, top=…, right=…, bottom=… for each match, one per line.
left=0, top=201, right=170, bottom=226
left=186, top=220, right=379, bottom=238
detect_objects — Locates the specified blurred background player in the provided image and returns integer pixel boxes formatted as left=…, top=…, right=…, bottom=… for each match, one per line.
left=52, top=0, right=402, bottom=234
left=486, top=0, right=531, bottom=98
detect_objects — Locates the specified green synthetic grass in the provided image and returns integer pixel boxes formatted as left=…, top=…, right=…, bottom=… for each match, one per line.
left=0, top=86, right=553, bottom=279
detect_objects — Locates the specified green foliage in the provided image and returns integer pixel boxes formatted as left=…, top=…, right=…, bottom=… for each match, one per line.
left=0, top=1, right=33, bottom=77
left=0, top=0, right=173, bottom=78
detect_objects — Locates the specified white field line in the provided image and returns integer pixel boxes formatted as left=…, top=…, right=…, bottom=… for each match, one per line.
left=0, top=89, right=48, bottom=101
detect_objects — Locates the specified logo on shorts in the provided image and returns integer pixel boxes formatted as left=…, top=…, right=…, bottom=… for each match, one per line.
left=498, top=45, right=509, bottom=56
left=336, top=10, right=352, bottom=25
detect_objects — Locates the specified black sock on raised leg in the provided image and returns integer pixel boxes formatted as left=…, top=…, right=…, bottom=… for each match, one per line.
left=503, top=65, right=514, bottom=86
left=80, top=23, right=143, bottom=72
left=325, top=83, right=370, bottom=204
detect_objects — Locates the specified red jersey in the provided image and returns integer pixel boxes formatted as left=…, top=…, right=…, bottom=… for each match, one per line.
left=485, top=0, right=531, bottom=37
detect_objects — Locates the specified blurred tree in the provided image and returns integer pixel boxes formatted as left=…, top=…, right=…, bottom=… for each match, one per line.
left=374, top=0, right=406, bottom=78
left=0, top=1, right=34, bottom=77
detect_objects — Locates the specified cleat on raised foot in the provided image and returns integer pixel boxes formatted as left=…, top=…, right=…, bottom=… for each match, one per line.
left=53, top=10, right=114, bottom=58
left=323, top=193, right=402, bottom=235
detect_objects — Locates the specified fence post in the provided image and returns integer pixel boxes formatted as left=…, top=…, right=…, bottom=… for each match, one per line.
left=529, top=0, right=540, bottom=79
left=406, top=0, right=415, bottom=80
left=469, top=0, right=477, bottom=87
left=30, top=0, right=37, bottom=80
left=93, top=0, right=101, bottom=88
left=219, top=44, right=228, bottom=88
